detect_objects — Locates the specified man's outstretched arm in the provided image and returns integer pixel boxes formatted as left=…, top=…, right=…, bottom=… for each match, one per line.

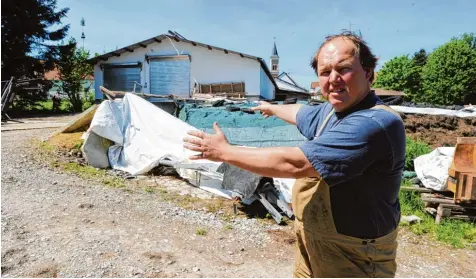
left=183, top=122, right=319, bottom=178
left=251, top=101, right=302, bottom=125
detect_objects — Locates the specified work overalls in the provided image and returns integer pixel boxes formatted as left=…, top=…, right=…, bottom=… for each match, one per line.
left=292, top=105, right=401, bottom=278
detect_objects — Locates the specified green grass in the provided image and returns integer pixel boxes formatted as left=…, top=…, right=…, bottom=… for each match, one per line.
left=405, top=137, right=433, bottom=171
left=144, top=187, right=154, bottom=193
left=196, top=227, right=208, bottom=236
left=399, top=184, right=476, bottom=248
left=37, top=140, right=125, bottom=188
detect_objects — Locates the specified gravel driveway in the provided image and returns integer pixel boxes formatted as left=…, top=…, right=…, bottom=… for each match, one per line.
left=2, top=126, right=475, bottom=277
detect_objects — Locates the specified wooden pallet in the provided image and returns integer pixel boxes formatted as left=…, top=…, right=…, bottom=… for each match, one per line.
left=421, top=193, right=476, bottom=223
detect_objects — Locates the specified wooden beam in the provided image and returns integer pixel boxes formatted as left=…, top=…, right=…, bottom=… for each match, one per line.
left=139, top=43, right=147, bottom=48
left=154, top=38, right=162, bottom=43
left=224, top=49, right=228, bottom=54
left=125, top=48, right=133, bottom=52
left=112, top=52, right=120, bottom=57
left=207, top=45, right=212, bottom=50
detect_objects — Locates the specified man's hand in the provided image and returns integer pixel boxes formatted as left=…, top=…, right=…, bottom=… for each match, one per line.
left=251, top=101, right=275, bottom=118
left=183, top=122, right=230, bottom=162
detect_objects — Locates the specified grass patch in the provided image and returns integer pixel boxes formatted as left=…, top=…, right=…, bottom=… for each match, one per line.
left=405, top=137, right=432, bottom=171
left=196, top=227, right=208, bottom=236
left=223, top=224, right=233, bottom=230
left=399, top=186, right=476, bottom=248
left=47, top=132, right=84, bottom=150
left=145, top=187, right=154, bottom=193
left=36, top=139, right=125, bottom=188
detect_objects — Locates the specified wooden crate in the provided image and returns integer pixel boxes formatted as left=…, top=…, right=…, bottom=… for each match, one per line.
left=447, top=137, right=476, bottom=203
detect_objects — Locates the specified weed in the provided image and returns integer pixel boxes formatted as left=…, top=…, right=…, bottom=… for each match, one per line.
left=196, top=227, right=208, bottom=236
left=145, top=187, right=154, bottom=194
left=223, top=224, right=233, bottom=230
left=399, top=188, right=476, bottom=248
left=405, top=137, right=432, bottom=171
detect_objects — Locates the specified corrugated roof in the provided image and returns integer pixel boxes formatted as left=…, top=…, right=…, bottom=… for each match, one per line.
left=275, top=72, right=308, bottom=93
left=86, top=32, right=278, bottom=89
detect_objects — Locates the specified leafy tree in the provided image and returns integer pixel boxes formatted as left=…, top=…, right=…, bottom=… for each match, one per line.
left=374, top=55, right=420, bottom=99
left=412, top=49, right=427, bottom=67
left=1, top=0, right=69, bottom=108
left=57, top=38, right=93, bottom=112
left=407, top=49, right=427, bottom=100
left=421, top=33, right=476, bottom=105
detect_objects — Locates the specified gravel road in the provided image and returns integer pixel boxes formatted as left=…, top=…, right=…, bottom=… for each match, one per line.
left=2, top=126, right=475, bottom=277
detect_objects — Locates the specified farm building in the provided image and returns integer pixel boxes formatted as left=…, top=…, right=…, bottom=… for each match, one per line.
left=87, top=31, right=277, bottom=101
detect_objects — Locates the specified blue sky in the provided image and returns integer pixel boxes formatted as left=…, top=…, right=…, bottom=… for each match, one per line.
left=57, top=0, right=475, bottom=89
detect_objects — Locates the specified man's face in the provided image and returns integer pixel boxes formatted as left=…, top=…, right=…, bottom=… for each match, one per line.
left=317, top=38, right=371, bottom=112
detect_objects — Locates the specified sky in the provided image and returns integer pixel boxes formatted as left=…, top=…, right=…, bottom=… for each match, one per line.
left=57, top=0, right=476, bottom=89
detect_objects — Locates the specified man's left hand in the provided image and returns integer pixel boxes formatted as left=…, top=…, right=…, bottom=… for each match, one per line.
left=183, top=122, right=230, bottom=161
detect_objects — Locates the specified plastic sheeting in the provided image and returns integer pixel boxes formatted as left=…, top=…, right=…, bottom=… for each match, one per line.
left=86, top=93, right=296, bottom=202
left=390, top=105, right=476, bottom=118
left=414, top=147, right=455, bottom=191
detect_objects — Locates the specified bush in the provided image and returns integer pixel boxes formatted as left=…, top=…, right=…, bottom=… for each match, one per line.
left=405, top=137, right=432, bottom=171
left=421, top=33, right=476, bottom=105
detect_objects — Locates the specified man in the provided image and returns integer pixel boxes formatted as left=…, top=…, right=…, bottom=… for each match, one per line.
left=183, top=31, right=405, bottom=278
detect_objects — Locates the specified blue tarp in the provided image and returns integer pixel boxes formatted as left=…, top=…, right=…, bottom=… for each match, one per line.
left=179, top=102, right=307, bottom=148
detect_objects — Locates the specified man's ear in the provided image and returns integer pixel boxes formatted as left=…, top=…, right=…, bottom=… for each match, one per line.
left=365, top=69, right=375, bottom=83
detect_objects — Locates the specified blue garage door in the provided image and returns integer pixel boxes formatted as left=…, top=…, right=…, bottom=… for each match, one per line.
left=149, top=56, right=191, bottom=97
left=103, top=64, right=141, bottom=92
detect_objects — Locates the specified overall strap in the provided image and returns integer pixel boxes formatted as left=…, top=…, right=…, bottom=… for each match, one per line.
left=371, top=104, right=402, bottom=120
left=315, top=108, right=335, bottom=138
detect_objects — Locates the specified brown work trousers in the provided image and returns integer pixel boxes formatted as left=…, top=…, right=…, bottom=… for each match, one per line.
left=292, top=177, right=398, bottom=278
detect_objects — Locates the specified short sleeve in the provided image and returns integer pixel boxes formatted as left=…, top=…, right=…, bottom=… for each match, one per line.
left=299, top=114, right=390, bottom=186
left=296, top=104, right=327, bottom=140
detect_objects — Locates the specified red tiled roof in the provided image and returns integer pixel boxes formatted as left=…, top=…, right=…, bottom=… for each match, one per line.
left=44, top=68, right=94, bottom=81
left=311, top=81, right=320, bottom=89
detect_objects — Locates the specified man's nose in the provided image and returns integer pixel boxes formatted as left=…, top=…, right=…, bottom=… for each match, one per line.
left=329, top=69, right=341, bottom=84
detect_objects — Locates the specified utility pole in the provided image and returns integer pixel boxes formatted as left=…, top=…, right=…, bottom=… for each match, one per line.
left=80, top=17, right=86, bottom=49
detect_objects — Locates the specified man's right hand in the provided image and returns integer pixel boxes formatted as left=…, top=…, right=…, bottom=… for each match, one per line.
left=251, top=101, right=275, bottom=118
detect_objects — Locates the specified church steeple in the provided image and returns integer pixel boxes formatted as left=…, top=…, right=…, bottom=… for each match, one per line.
left=272, top=41, right=278, bottom=56
left=270, top=38, right=279, bottom=78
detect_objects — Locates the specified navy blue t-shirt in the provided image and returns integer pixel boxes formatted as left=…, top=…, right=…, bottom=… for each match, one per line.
left=296, top=91, right=406, bottom=239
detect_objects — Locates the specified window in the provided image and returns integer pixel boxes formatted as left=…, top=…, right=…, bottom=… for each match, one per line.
left=272, top=64, right=278, bottom=71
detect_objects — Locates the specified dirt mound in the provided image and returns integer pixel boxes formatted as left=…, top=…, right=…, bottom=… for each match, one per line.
left=403, top=114, right=476, bottom=148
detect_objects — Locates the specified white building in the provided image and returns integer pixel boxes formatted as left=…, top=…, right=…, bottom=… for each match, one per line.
left=88, top=31, right=277, bottom=101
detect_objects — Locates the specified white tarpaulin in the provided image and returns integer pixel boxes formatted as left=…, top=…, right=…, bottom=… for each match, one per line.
left=390, top=105, right=476, bottom=118
left=414, top=147, right=455, bottom=191
left=85, top=93, right=295, bottom=202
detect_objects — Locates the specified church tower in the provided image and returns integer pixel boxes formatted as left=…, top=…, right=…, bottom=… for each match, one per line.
left=270, top=40, right=279, bottom=78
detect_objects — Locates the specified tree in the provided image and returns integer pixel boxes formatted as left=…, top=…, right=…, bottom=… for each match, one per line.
left=421, top=33, right=476, bottom=105
left=57, top=38, right=93, bottom=112
left=373, top=55, right=417, bottom=96
left=1, top=0, right=69, bottom=108
left=412, top=49, right=427, bottom=67
left=407, top=49, right=427, bottom=100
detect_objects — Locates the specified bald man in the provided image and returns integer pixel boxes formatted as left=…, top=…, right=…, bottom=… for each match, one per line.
left=184, top=31, right=405, bottom=278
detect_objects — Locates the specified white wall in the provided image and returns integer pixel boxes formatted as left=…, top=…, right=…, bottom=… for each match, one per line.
left=94, top=39, right=272, bottom=99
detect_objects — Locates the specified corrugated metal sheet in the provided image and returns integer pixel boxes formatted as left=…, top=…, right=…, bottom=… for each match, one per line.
left=103, top=65, right=141, bottom=92
left=149, top=56, right=190, bottom=97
